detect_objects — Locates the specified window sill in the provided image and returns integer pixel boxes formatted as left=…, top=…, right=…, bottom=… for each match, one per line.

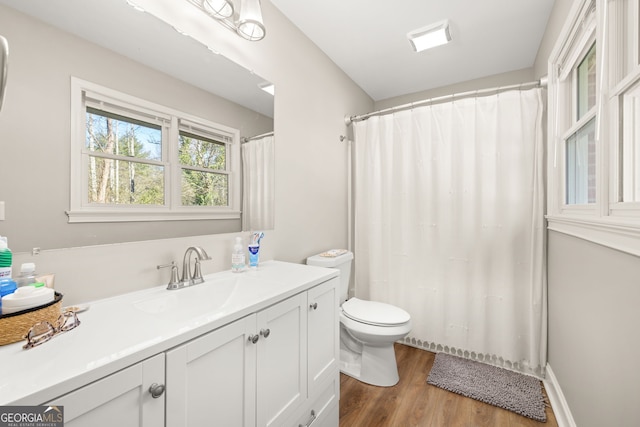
left=66, top=209, right=241, bottom=223
left=546, top=214, right=640, bottom=257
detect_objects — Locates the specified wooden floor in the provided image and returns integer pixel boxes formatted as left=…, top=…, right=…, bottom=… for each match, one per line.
left=339, top=344, right=558, bottom=427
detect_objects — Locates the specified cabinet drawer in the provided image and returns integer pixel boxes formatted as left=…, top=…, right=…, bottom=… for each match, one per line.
left=46, top=354, right=165, bottom=427
left=315, top=403, right=339, bottom=427
left=287, top=375, right=338, bottom=427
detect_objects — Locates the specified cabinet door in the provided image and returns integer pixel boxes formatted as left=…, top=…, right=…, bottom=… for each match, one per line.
left=166, top=315, right=257, bottom=427
left=256, top=293, right=307, bottom=427
left=307, top=278, right=339, bottom=394
left=46, top=354, right=164, bottom=427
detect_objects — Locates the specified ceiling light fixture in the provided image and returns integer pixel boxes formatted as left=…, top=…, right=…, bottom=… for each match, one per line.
left=203, top=0, right=234, bottom=19
left=191, top=0, right=266, bottom=42
left=236, top=0, right=266, bottom=41
left=407, top=20, right=451, bottom=52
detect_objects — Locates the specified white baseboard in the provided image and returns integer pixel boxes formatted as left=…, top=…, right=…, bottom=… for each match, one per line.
left=544, top=364, right=576, bottom=427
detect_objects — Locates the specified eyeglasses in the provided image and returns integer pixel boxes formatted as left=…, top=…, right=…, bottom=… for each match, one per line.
left=23, top=310, right=81, bottom=349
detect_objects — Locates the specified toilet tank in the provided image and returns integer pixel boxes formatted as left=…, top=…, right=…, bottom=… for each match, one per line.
left=306, top=251, right=353, bottom=303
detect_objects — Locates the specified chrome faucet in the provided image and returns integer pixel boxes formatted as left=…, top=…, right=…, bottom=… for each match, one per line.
left=181, top=246, right=211, bottom=286
left=157, top=261, right=181, bottom=290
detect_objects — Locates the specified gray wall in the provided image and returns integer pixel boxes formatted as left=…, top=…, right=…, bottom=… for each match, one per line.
left=548, top=232, right=640, bottom=426
left=374, top=67, right=534, bottom=110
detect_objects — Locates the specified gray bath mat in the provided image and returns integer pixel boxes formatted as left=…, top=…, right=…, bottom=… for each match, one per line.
left=427, top=352, right=546, bottom=422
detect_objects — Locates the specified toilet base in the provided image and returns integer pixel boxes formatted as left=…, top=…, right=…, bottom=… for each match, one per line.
left=339, top=340, right=400, bottom=387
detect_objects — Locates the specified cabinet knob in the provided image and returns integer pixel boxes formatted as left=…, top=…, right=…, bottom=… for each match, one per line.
left=248, top=334, right=260, bottom=344
left=148, top=383, right=165, bottom=398
left=260, top=328, right=271, bottom=338
left=310, top=302, right=318, bottom=310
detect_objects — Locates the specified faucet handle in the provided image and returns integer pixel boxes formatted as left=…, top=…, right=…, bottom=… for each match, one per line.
left=191, top=259, right=205, bottom=285
left=157, top=262, right=182, bottom=290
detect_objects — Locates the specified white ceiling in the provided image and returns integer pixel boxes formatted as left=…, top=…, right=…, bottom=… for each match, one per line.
left=270, top=0, right=556, bottom=101
left=1, top=0, right=556, bottom=107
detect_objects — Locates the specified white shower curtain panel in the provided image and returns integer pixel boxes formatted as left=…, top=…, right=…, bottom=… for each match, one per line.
left=353, top=88, right=546, bottom=376
left=242, top=135, right=275, bottom=231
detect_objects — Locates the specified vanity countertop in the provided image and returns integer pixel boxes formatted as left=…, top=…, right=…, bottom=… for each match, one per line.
left=0, top=260, right=338, bottom=405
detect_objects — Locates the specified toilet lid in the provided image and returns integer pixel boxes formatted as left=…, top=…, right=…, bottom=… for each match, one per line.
left=342, top=297, right=410, bottom=326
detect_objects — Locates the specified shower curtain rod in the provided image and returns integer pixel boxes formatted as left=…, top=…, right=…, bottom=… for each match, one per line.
left=241, top=131, right=274, bottom=143
left=345, top=76, right=547, bottom=125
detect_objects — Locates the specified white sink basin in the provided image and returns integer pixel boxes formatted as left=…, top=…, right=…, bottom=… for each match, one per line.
left=132, top=273, right=280, bottom=321
left=134, top=276, right=239, bottom=319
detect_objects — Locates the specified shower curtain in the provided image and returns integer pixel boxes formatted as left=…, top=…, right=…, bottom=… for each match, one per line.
left=353, top=88, right=546, bottom=376
left=242, top=134, right=275, bottom=231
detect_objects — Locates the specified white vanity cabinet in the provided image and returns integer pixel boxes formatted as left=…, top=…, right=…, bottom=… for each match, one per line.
left=45, top=354, right=165, bottom=427
left=287, top=277, right=340, bottom=427
left=166, top=292, right=308, bottom=427
left=165, top=276, right=338, bottom=427
left=3, top=262, right=339, bottom=427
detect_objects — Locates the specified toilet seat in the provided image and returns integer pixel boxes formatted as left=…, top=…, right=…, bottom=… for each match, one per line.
left=342, top=297, right=410, bottom=327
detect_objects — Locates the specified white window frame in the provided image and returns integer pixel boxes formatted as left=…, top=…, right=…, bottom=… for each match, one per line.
left=67, top=77, right=241, bottom=223
left=608, top=0, right=640, bottom=218
left=547, top=0, right=640, bottom=257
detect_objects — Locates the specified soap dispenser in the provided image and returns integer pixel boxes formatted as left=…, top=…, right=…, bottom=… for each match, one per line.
left=231, top=237, right=246, bottom=273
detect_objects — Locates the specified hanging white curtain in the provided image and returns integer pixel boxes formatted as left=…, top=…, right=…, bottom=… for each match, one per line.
left=353, top=88, right=546, bottom=376
left=242, top=135, right=275, bottom=231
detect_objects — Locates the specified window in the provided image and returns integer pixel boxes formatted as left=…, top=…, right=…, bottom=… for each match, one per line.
left=551, top=0, right=597, bottom=214
left=576, top=44, right=597, bottom=119
left=566, top=116, right=596, bottom=204
left=608, top=0, right=640, bottom=218
left=68, top=78, right=240, bottom=223
left=611, top=0, right=640, bottom=206
left=565, top=43, right=596, bottom=205
left=178, top=129, right=229, bottom=207
left=86, top=107, right=165, bottom=206
left=548, top=0, right=640, bottom=257
left=566, top=43, right=597, bottom=205
left=621, top=81, right=640, bottom=202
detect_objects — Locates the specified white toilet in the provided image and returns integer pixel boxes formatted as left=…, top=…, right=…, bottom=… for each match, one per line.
left=307, top=250, right=411, bottom=387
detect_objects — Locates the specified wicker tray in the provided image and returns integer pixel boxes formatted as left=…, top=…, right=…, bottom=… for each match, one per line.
left=0, top=292, right=63, bottom=346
